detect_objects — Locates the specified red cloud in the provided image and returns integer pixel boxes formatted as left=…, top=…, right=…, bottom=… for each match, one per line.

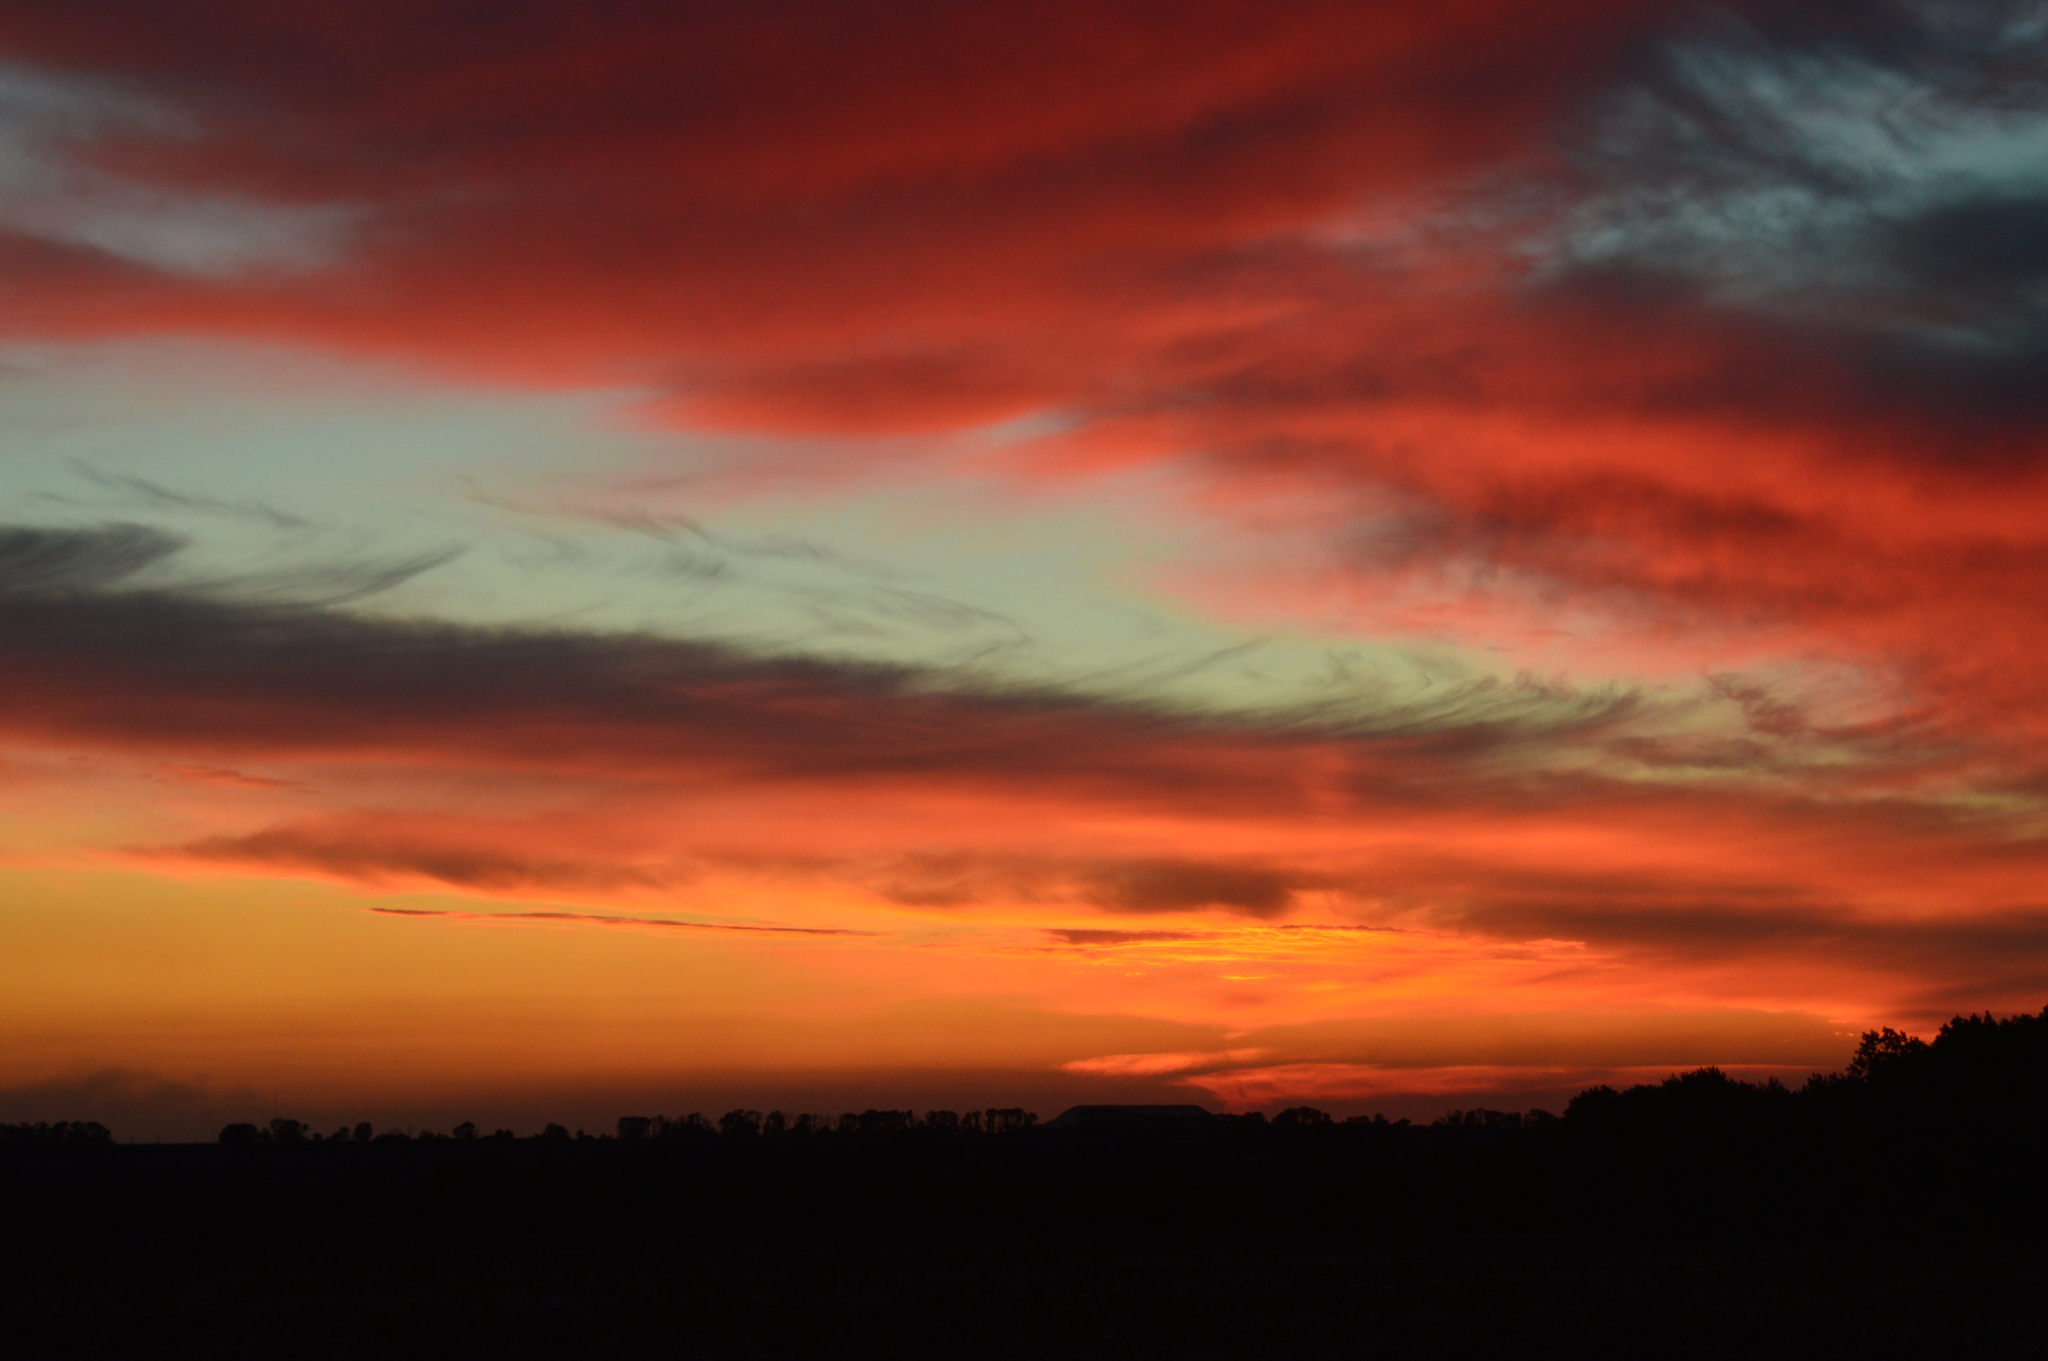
left=6, top=1, right=2042, bottom=735
left=0, top=542, right=2030, bottom=1012
left=3, top=0, right=2048, bottom=1035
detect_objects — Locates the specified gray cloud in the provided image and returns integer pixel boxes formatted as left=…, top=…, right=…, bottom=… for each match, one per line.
left=187, top=542, right=466, bottom=606
left=1546, top=0, right=2048, bottom=376
left=0, top=521, right=182, bottom=591
left=0, top=522, right=1697, bottom=814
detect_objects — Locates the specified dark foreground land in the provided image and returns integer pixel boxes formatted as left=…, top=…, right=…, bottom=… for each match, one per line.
left=7, top=1224, right=2047, bottom=1360
left=8, top=1010, right=2048, bottom=1357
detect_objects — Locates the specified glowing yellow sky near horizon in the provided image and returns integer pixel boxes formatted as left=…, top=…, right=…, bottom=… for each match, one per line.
left=0, top=854, right=1874, bottom=1117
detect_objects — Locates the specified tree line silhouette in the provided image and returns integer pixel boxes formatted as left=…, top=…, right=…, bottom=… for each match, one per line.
left=10, top=1006, right=2048, bottom=1239
left=0, top=1120, right=111, bottom=1146
left=13, top=1011, right=2048, bottom=1359
left=214, top=1107, right=1044, bottom=1146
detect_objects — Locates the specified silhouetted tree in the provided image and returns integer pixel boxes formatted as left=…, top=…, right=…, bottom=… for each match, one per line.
left=1847, top=1026, right=1930, bottom=1079
left=617, top=1116, right=654, bottom=1140
left=654, top=1114, right=714, bottom=1139
left=1274, top=1106, right=1333, bottom=1127
left=541, top=1123, right=570, bottom=1141
left=1565, top=1085, right=1619, bottom=1125
left=762, top=1111, right=787, bottom=1137
left=719, top=1109, right=764, bottom=1138
left=268, top=1117, right=307, bottom=1144
left=453, top=1121, right=478, bottom=1141
left=1435, top=1109, right=1523, bottom=1131
left=219, top=1122, right=263, bottom=1146
left=353, top=1121, right=374, bottom=1142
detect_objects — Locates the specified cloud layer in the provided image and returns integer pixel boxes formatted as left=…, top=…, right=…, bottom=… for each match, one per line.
left=2, top=1, right=2047, bottom=1110
left=4, top=521, right=2045, bottom=1030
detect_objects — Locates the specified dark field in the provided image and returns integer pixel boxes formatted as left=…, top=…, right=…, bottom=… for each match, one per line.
left=5, top=1131, right=2047, bottom=1361
left=11, top=1011, right=2048, bottom=1359
left=6, top=1220, right=2044, bottom=1360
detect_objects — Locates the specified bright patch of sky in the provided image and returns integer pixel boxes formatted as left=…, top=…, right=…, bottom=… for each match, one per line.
left=0, top=338, right=1508, bottom=723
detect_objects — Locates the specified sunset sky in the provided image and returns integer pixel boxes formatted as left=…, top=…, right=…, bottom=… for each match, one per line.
left=5, top=0, right=2048, bottom=1138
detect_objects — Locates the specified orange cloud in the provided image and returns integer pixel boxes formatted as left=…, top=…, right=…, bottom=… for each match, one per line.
left=3, top=1, right=2046, bottom=1113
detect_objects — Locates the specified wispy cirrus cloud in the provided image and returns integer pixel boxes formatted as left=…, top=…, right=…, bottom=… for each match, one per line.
left=4, top=517, right=2044, bottom=1025
left=3, top=1, right=2048, bottom=1109
left=1062, top=1049, right=1271, bottom=1078
left=366, top=905, right=868, bottom=938
left=0, top=3, right=2041, bottom=745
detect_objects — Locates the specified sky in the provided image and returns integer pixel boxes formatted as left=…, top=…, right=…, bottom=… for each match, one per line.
left=4, top=0, right=2048, bottom=1138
